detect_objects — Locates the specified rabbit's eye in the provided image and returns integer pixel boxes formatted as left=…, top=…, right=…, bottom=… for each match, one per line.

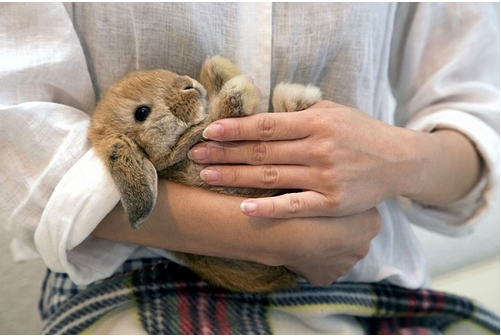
left=134, top=106, right=151, bottom=122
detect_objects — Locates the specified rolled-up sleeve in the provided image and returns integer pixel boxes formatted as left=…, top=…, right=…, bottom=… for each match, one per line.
left=0, top=3, right=136, bottom=284
left=389, top=3, right=500, bottom=235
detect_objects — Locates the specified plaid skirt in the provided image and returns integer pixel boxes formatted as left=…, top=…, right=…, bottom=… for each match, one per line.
left=39, top=258, right=500, bottom=335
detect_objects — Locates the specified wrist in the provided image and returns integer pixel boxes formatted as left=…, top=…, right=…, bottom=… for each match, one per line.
left=396, top=127, right=483, bottom=206
left=381, top=125, right=431, bottom=201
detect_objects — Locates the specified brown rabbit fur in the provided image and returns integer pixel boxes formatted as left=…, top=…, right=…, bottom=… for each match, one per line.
left=88, top=56, right=322, bottom=292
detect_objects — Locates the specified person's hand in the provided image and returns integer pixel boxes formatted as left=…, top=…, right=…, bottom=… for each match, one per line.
left=267, top=208, right=381, bottom=286
left=189, top=100, right=415, bottom=218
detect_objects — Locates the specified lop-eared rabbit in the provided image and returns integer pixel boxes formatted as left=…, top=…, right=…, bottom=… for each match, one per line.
left=89, top=56, right=321, bottom=292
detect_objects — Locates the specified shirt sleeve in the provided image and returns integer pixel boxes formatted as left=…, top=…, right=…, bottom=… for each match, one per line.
left=0, top=3, right=137, bottom=285
left=389, top=3, right=500, bottom=235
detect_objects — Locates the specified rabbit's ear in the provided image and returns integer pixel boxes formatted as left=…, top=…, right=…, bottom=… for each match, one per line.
left=100, top=134, right=158, bottom=229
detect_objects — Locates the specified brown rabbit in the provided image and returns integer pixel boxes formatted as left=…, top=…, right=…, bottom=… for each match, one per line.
left=88, top=56, right=322, bottom=292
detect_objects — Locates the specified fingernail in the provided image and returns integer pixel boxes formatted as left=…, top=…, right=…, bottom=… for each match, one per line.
left=200, top=168, right=220, bottom=182
left=240, top=200, right=258, bottom=214
left=202, top=123, right=223, bottom=140
left=188, top=144, right=208, bottom=161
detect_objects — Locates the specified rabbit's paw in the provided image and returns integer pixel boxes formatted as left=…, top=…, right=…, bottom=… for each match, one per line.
left=200, top=55, right=243, bottom=97
left=212, top=75, right=261, bottom=119
left=272, top=82, right=322, bottom=112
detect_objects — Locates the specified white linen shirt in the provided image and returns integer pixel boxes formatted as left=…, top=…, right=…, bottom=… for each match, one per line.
left=1, top=2, right=499, bottom=288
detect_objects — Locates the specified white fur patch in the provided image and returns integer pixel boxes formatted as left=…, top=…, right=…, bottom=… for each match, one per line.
left=272, top=82, right=322, bottom=112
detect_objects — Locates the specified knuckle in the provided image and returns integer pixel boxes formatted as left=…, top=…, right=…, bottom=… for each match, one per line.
left=310, top=140, right=335, bottom=164
left=318, top=168, right=337, bottom=187
left=257, top=115, right=277, bottom=140
left=259, top=165, right=279, bottom=186
left=250, top=142, right=268, bottom=163
left=316, top=108, right=338, bottom=123
left=324, top=192, right=342, bottom=210
left=286, top=194, right=302, bottom=214
left=309, top=145, right=324, bottom=163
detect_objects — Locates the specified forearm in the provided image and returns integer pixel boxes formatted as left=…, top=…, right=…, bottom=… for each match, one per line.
left=92, top=179, right=381, bottom=285
left=92, top=180, right=281, bottom=265
left=401, top=127, right=483, bottom=206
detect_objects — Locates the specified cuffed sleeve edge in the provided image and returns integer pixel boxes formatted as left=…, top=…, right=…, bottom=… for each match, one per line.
left=400, top=109, right=499, bottom=236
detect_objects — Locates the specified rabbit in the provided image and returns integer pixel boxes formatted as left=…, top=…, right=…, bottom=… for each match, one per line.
left=88, top=55, right=322, bottom=292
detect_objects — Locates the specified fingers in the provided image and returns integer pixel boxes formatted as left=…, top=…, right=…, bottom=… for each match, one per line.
left=200, top=165, right=313, bottom=190
left=201, top=99, right=343, bottom=142
left=189, top=140, right=309, bottom=165
left=202, top=111, right=312, bottom=142
left=284, top=208, right=381, bottom=286
left=287, top=251, right=366, bottom=286
left=240, top=191, right=330, bottom=218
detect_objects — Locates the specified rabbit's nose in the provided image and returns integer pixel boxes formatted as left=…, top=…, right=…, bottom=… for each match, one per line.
left=180, top=84, right=200, bottom=95
left=184, top=84, right=207, bottom=99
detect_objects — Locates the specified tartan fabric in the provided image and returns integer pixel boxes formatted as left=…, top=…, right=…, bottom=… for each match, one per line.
left=40, top=260, right=500, bottom=335
left=39, top=258, right=167, bottom=321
